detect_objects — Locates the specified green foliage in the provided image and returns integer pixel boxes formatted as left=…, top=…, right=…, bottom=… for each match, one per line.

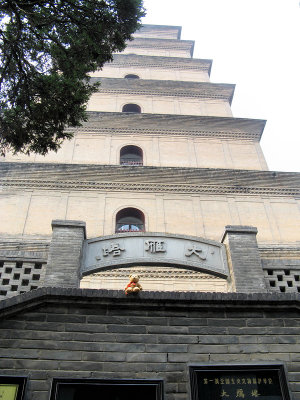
left=0, top=0, right=145, bottom=155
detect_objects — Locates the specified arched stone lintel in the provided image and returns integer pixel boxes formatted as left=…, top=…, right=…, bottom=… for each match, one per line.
left=81, top=232, right=228, bottom=279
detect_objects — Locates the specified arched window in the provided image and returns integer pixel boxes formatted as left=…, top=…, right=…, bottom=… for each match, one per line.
left=124, top=74, right=140, bottom=79
left=120, top=145, right=143, bottom=166
left=116, top=208, right=145, bottom=233
left=122, top=104, right=141, bottom=113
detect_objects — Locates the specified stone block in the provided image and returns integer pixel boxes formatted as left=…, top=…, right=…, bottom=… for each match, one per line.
left=221, top=225, right=266, bottom=292
left=44, top=220, right=86, bottom=288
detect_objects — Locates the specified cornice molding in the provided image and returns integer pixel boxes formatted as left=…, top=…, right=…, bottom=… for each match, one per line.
left=133, top=24, right=182, bottom=40
left=96, top=87, right=232, bottom=101
left=73, top=112, right=265, bottom=141
left=2, top=164, right=299, bottom=197
left=125, top=37, right=195, bottom=51
left=1, top=178, right=300, bottom=197
left=259, top=245, right=300, bottom=259
left=106, top=61, right=209, bottom=71
left=92, top=78, right=235, bottom=103
left=69, top=126, right=261, bottom=141
left=106, top=54, right=212, bottom=72
left=87, top=267, right=222, bottom=280
left=121, top=37, right=194, bottom=57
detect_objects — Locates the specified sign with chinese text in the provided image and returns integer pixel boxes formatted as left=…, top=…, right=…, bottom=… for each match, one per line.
left=190, top=367, right=290, bottom=400
left=81, top=233, right=228, bottom=277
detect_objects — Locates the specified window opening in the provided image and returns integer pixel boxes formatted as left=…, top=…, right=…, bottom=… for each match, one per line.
left=120, top=145, right=143, bottom=166
left=122, top=104, right=141, bottom=113
left=125, top=74, right=140, bottom=79
left=116, top=208, right=145, bottom=233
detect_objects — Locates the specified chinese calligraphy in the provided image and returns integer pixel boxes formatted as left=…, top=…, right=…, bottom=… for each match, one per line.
left=202, top=377, right=273, bottom=386
left=145, top=240, right=166, bottom=253
left=221, top=390, right=229, bottom=397
left=236, top=389, right=245, bottom=398
left=102, top=243, right=125, bottom=257
left=185, top=245, right=207, bottom=260
left=196, top=369, right=280, bottom=400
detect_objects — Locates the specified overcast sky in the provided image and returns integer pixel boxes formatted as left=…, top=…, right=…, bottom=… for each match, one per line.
left=142, top=0, right=300, bottom=172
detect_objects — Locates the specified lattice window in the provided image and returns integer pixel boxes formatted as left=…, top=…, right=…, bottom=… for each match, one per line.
left=264, top=269, right=300, bottom=293
left=0, top=260, right=46, bottom=299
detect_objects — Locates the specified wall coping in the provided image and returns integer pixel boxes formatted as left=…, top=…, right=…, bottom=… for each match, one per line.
left=0, top=288, right=300, bottom=319
left=221, top=225, right=258, bottom=242
left=51, top=220, right=86, bottom=239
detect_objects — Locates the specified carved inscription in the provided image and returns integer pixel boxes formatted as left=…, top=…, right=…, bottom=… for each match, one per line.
left=185, top=245, right=207, bottom=260
left=83, top=235, right=228, bottom=278
left=95, top=242, right=125, bottom=261
left=144, top=240, right=166, bottom=253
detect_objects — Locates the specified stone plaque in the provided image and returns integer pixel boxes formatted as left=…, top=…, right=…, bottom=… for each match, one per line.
left=190, top=367, right=290, bottom=400
left=81, top=233, right=228, bottom=277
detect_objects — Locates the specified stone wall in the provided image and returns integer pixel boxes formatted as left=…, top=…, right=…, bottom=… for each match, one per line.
left=0, top=289, right=299, bottom=400
left=0, top=174, right=299, bottom=242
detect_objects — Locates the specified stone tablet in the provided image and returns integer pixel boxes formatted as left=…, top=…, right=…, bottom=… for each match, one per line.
left=81, top=232, right=228, bottom=278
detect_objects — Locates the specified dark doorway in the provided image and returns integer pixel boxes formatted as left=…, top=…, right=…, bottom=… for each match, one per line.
left=51, top=379, right=163, bottom=400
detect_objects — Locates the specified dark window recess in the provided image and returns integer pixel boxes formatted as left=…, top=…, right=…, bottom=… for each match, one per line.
left=125, top=74, right=140, bottom=79
left=267, top=270, right=273, bottom=275
left=190, top=365, right=291, bottom=400
left=287, top=281, right=293, bottom=287
left=122, top=103, right=141, bottom=113
left=279, top=286, right=286, bottom=292
left=50, top=379, right=162, bottom=400
left=34, top=263, right=43, bottom=269
left=30, top=286, right=38, bottom=290
left=5, top=267, right=12, bottom=273
left=116, top=208, right=145, bottom=233
left=284, top=270, right=290, bottom=275
left=269, top=281, right=276, bottom=287
left=13, top=273, right=20, bottom=280
left=32, top=274, right=40, bottom=281
left=16, top=261, right=23, bottom=268
left=11, top=285, right=18, bottom=291
left=295, top=275, right=300, bottom=281
left=120, top=145, right=143, bottom=166
left=24, top=268, right=31, bottom=274
left=2, top=279, right=9, bottom=285
left=0, top=290, right=7, bottom=296
left=0, top=261, right=4, bottom=268
left=21, top=279, right=29, bottom=286
left=277, top=275, right=283, bottom=281
left=297, top=287, right=300, bottom=293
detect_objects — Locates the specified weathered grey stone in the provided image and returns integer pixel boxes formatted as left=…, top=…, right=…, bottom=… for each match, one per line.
left=43, top=220, right=86, bottom=288
left=222, top=225, right=267, bottom=292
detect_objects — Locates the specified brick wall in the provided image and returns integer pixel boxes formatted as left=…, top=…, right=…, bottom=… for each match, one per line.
left=0, top=289, right=299, bottom=400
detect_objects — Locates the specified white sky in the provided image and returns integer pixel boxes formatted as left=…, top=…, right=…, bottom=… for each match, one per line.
left=142, top=0, right=300, bottom=172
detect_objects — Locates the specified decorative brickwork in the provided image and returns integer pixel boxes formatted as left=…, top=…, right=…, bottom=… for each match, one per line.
left=0, top=260, right=46, bottom=298
left=264, top=268, right=300, bottom=293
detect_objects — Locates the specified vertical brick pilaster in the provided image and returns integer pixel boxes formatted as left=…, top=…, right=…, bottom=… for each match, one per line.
left=221, top=225, right=266, bottom=293
left=43, top=220, right=86, bottom=288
